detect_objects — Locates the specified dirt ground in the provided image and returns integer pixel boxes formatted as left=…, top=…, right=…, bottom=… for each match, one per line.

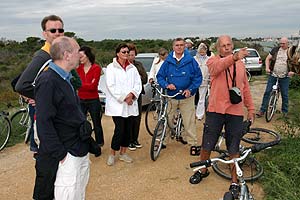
left=0, top=77, right=283, bottom=200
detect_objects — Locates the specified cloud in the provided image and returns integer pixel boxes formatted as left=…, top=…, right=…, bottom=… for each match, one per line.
left=1, top=0, right=299, bottom=41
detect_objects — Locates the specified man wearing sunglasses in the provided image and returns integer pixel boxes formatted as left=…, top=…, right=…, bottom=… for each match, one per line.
left=14, top=15, right=81, bottom=200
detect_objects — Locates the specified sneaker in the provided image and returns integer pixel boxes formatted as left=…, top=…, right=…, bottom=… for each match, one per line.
left=177, top=136, right=188, bottom=145
left=107, top=155, right=115, bottom=166
left=256, top=111, right=264, bottom=118
left=229, top=183, right=240, bottom=199
left=119, top=153, right=133, bottom=163
left=134, top=141, right=143, bottom=148
left=128, top=143, right=137, bottom=151
left=189, top=170, right=210, bottom=184
left=161, top=144, right=167, bottom=149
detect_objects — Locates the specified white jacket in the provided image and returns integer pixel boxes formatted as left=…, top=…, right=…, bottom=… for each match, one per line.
left=105, top=58, right=142, bottom=117
left=194, top=54, right=210, bottom=86
left=149, top=57, right=164, bottom=82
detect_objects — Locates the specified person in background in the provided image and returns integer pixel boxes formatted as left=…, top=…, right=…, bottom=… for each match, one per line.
left=105, top=43, right=142, bottom=166
left=77, top=46, right=104, bottom=149
left=256, top=37, right=295, bottom=118
left=127, top=43, right=148, bottom=151
left=194, top=43, right=211, bottom=120
left=15, top=15, right=81, bottom=159
left=34, top=36, right=90, bottom=200
left=190, top=35, right=255, bottom=199
left=148, top=48, right=168, bottom=84
left=185, top=38, right=197, bottom=57
left=157, top=37, right=202, bottom=146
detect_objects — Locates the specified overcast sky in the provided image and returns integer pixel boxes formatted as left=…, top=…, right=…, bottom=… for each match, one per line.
left=1, top=0, right=299, bottom=41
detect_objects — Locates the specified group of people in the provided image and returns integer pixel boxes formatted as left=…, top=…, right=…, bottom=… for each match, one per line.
left=13, top=13, right=296, bottom=200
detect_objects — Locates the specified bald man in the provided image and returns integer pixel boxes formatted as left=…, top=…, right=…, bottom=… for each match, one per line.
left=257, top=37, right=295, bottom=117
left=33, top=36, right=90, bottom=200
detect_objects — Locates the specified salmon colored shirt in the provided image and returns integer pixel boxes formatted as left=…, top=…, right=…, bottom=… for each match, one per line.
left=206, top=54, right=255, bottom=116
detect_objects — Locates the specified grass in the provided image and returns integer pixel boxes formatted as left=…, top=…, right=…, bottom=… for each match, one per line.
left=258, top=87, right=300, bottom=200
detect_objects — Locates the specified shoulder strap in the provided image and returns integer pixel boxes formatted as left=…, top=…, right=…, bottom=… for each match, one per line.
left=225, top=63, right=237, bottom=88
left=32, top=59, right=52, bottom=87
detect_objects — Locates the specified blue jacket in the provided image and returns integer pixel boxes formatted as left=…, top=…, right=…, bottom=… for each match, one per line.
left=156, top=49, right=202, bottom=100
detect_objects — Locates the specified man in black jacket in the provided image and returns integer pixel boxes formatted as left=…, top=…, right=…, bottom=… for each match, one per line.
left=34, top=36, right=90, bottom=200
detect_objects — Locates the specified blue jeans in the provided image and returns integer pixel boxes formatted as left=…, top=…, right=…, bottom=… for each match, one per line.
left=29, top=104, right=38, bottom=152
left=259, top=75, right=290, bottom=113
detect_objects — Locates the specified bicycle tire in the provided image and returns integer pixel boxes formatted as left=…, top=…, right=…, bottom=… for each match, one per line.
left=265, top=91, right=277, bottom=122
left=212, top=151, right=264, bottom=181
left=150, top=119, right=167, bottom=161
left=242, top=127, right=281, bottom=144
left=0, top=115, right=11, bottom=151
left=145, top=101, right=161, bottom=136
left=10, top=109, right=29, bottom=138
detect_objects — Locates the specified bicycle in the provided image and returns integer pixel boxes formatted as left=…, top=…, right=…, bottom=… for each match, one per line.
left=10, top=96, right=31, bottom=144
left=0, top=111, right=11, bottom=151
left=190, top=140, right=280, bottom=200
left=145, top=82, right=183, bottom=137
left=265, top=73, right=281, bottom=122
left=150, top=85, right=183, bottom=161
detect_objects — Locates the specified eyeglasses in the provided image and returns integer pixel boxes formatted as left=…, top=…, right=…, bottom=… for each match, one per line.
left=46, top=28, right=64, bottom=33
left=120, top=51, right=129, bottom=54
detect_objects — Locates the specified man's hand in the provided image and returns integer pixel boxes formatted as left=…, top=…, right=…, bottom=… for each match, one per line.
left=166, top=84, right=176, bottom=90
left=182, top=89, right=191, bottom=98
left=233, top=47, right=249, bottom=61
left=288, top=71, right=295, bottom=77
left=247, top=113, right=255, bottom=124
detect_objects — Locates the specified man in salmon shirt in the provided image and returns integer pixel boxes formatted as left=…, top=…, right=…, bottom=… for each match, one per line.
left=189, top=35, right=255, bottom=199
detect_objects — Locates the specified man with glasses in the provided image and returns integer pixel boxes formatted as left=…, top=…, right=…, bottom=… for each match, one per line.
left=14, top=15, right=81, bottom=200
left=256, top=37, right=295, bottom=118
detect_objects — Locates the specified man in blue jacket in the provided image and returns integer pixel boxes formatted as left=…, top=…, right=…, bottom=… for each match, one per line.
left=157, top=37, right=202, bottom=146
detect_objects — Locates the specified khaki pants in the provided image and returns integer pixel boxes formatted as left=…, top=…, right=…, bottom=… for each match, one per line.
left=168, top=96, right=197, bottom=145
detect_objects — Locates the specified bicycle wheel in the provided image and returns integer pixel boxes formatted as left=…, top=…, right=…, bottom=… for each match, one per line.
left=242, top=128, right=280, bottom=144
left=212, top=151, right=264, bottom=181
left=145, top=101, right=161, bottom=136
left=150, top=119, right=167, bottom=161
left=10, top=109, right=29, bottom=140
left=0, top=114, right=11, bottom=151
left=265, top=91, right=277, bottom=122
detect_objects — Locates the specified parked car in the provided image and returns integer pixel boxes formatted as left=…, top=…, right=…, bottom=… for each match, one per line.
left=98, top=53, right=159, bottom=107
left=234, top=48, right=262, bottom=74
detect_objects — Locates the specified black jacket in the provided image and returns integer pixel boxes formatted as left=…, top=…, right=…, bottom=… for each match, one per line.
left=35, top=68, right=89, bottom=161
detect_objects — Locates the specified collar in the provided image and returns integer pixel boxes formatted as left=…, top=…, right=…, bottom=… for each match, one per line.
left=173, top=51, right=184, bottom=61
left=41, top=41, right=51, bottom=54
left=49, top=62, right=72, bottom=81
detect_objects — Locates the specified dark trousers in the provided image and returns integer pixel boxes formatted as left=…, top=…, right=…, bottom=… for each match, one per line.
left=29, top=104, right=38, bottom=152
left=33, top=154, right=59, bottom=200
left=80, top=98, right=104, bottom=145
left=130, top=95, right=142, bottom=143
left=111, top=116, right=133, bottom=151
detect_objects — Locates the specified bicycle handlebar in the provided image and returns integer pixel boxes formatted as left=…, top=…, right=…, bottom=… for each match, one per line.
left=190, top=139, right=280, bottom=169
left=151, top=82, right=183, bottom=99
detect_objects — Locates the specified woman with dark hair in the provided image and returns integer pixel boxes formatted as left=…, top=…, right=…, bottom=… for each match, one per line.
left=105, top=43, right=142, bottom=166
left=76, top=46, right=104, bottom=150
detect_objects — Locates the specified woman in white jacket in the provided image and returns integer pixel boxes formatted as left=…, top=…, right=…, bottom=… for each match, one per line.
left=194, top=43, right=213, bottom=120
left=105, top=43, right=142, bottom=166
left=148, top=48, right=168, bottom=83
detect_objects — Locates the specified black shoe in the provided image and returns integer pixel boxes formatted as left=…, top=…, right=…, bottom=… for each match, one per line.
left=189, top=170, right=210, bottom=184
left=229, top=183, right=240, bottom=199
left=190, top=145, right=201, bottom=156
left=161, top=144, right=167, bottom=149
left=134, top=141, right=143, bottom=148
left=177, top=136, right=188, bottom=145
left=128, top=143, right=137, bottom=151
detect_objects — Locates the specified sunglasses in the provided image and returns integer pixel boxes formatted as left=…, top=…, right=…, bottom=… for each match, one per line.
left=46, top=28, right=64, bottom=33
left=120, top=50, right=129, bottom=54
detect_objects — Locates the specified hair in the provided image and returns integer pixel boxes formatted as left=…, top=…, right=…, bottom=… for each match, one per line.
left=127, top=43, right=138, bottom=56
left=79, top=46, right=95, bottom=64
left=115, top=43, right=129, bottom=58
left=41, top=15, right=64, bottom=31
left=155, top=48, right=168, bottom=64
left=216, top=35, right=232, bottom=49
left=172, top=37, right=185, bottom=46
left=50, top=36, right=74, bottom=61
left=197, top=42, right=212, bottom=56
